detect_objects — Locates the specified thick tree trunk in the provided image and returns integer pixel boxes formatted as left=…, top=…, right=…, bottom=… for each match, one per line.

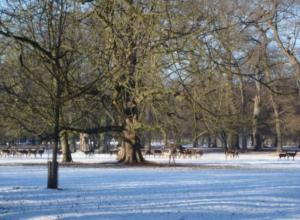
left=60, top=130, right=72, bottom=163
left=70, top=134, right=77, bottom=153
left=117, top=118, right=144, bottom=164
left=79, top=133, right=89, bottom=152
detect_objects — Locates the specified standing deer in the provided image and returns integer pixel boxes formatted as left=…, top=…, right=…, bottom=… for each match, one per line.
left=287, top=151, right=297, bottom=160
left=225, top=148, right=239, bottom=159
left=167, top=144, right=178, bottom=165
left=38, top=148, right=45, bottom=158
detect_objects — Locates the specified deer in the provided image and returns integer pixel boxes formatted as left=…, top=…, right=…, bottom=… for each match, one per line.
left=287, top=151, right=297, bottom=160
left=0, top=149, right=10, bottom=157
left=225, top=148, right=239, bottom=159
left=38, top=148, right=45, bottom=158
left=84, top=148, right=95, bottom=157
left=29, top=149, right=37, bottom=158
left=142, top=149, right=153, bottom=157
left=194, top=149, right=204, bottom=158
left=168, top=148, right=177, bottom=165
left=16, top=149, right=29, bottom=157
left=167, top=144, right=178, bottom=165
left=279, top=151, right=287, bottom=159
left=153, top=149, right=163, bottom=158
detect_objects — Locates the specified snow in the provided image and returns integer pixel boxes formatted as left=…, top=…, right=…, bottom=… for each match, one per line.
left=1, top=152, right=300, bottom=219
left=1, top=151, right=299, bottom=169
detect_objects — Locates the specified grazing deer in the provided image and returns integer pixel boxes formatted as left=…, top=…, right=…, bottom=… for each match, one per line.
left=143, top=149, right=153, bottom=157
left=0, top=149, right=9, bottom=157
left=84, top=148, right=94, bottom=157
left=194, top=149, right=204, bottom=158
left=29, top=149, right=37, bottom=158
left=184, top=148, right=193, bottom=159
left=225, top=148, right=239, bottom=159
left=153, top=149, right=163, bottom=158
left=279, top=151, right=287, bottom=159
left=177, top=147, right=187, bottom=159
left=17, top=149, right=29, bottom=157
left=287, top=151, right=297, bottom=160
left=38, top=148, right=44, bottom=158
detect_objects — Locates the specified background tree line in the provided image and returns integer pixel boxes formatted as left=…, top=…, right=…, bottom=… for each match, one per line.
left=0, top=0, right=300, bottom=167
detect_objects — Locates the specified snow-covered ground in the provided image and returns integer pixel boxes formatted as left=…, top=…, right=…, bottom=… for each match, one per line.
left=1, top=152, right=300, bottom=220
left=1, top=166, right=300, bottom=220
left=1, top=151, right=300, bottom=169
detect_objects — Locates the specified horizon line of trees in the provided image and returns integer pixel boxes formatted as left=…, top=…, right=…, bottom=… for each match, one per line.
left=0, top=0, right=300, bottom=169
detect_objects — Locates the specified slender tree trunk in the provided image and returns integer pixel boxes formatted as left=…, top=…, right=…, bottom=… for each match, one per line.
left=163, top=129, right=168, bottom=148
left=144, top=132, right=152, bottom=153
left=259, top=28, right=283, bottom=152
left=228, top=132, right=240, bottom=150
left=253, top=95, right=262, bottom=150
left=220, top=130, right=227, bottom=150
left=212, top=136, right=217, bottom=148
left=144, top=107, right=152, bottom=153
left=234, top=134, right=240, bottom=149
left=60, top=130, right=72, bottom=163
left=193, top=137, right=198, bottom=148
left=253, top=65, right=262, bottom=151
left=207, top=135, right=212, bottom=148
left=270, top=94, right=282, bottom=152
left=258, top=26, right=284, bottom=151
left=227, top=132, right=233, bottom=149
left=238, top=73, right=248, bottom=151
left=48, top=96, right=59, bottom=189
left=98, top=116, right=112, bottom=153
left=192, top=97, right=199, bottom=148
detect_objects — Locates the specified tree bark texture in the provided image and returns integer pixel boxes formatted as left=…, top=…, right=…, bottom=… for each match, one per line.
left=60, top=130, right=72, bottom=163
left=117, top=118, right=144, bottom=164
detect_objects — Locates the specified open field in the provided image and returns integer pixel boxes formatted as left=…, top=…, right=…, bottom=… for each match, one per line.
left=1, top=152, right=300, bottom=220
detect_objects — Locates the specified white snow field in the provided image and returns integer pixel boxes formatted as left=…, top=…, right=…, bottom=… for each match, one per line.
left=1, top=152, right=300, bottom=220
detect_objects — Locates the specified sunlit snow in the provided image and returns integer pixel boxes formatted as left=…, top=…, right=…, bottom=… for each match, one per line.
left=1, top=152, right=300, bottom=220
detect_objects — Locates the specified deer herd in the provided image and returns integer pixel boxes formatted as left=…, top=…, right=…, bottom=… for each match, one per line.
left=142, top=144, right=205, bottom=164
left=0, top=145, right=45, bottom=158
left=0, top=144, right=298, bottom=163
left=278, top=151, right=298, bottom=160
